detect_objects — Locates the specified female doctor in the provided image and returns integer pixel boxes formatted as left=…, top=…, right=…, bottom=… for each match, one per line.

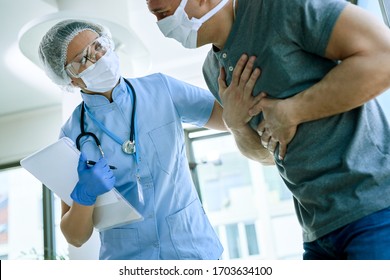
left=38, top=19, right=266, bottom=259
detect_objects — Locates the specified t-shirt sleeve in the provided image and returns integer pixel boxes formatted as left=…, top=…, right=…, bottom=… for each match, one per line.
left=202, top=49, right=223, bottom=104
left=278, top=0, right=348, bottom=56
left=159, top=73, right=216, bottom=127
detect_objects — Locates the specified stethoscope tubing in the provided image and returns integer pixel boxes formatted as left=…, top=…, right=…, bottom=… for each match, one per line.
left=75, top=78, right=136, bottom=158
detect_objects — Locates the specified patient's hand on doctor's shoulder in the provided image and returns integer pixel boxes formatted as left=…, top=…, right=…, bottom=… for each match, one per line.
left=70, top=153, right=116, bottom=206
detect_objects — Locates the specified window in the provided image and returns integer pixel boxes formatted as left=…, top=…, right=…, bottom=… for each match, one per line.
left=0, top=166, right=68, bottom=259
left=186, top=128, right=302, bottom=259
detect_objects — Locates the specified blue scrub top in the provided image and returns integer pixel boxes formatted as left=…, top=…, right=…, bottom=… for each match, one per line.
left=60, top=74, right=223, bottom=259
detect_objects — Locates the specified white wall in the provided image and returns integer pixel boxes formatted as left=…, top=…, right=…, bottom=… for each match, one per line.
left=0, top=106, right=63, bottom=259
left=0, top=106, right=62, bottom=166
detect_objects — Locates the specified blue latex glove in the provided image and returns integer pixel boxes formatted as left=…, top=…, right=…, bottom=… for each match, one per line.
left=71, top=153, right=116, bottom=206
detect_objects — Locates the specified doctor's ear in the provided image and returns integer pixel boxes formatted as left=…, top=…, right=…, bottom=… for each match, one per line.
left=70, top=78, right=86, bottom=89
left=198, top=0, right=208, bottom=9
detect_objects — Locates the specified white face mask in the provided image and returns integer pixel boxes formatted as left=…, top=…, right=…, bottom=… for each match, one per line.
left=79, top=49, right=121, bottom=93
left=157, top=0, right=229, bottom=49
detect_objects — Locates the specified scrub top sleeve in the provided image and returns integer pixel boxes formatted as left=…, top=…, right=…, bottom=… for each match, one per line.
left=58, top=104, right=83, bottom=142
left=159, top=74, right=215, bottom=127
left=58, top=129, right=66, bottom=139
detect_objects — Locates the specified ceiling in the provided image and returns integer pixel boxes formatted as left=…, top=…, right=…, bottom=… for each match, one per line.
left=0, top=0, right=211, bottom=117
left=1, top=0, right=388, bottom=120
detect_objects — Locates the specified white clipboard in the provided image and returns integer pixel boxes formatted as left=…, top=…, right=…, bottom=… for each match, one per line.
left=20, top=137, right=143, bottom=231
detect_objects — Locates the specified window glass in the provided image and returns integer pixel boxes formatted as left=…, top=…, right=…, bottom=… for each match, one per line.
left=0, top=167, right=68, bottom=259
left=189, top=130, right=301, bottom=259
left=245, top=223, right=260, bottom=256
left=226, top=224, right=241, bottom=259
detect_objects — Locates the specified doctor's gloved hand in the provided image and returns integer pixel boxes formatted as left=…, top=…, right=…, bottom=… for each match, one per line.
left=71, top=153, right=116, bottom=206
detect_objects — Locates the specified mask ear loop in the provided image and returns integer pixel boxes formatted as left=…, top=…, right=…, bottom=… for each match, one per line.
left=233, top=0, right=236, bottom=20
left=196, top=0, right=230, bottom=24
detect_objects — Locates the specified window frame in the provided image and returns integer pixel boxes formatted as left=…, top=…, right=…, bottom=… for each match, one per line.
left=0, top=162, right=58, bottom=260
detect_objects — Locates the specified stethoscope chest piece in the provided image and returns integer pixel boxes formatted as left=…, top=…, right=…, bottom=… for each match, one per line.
left=122, top=140, right=136, bottom=154
left=78, top=79, right=138, bottom=156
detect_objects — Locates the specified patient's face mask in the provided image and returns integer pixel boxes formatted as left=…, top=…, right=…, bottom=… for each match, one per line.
left=157, top=0, right=229, bottom=49
left=79, top=49, right=121, bottom=93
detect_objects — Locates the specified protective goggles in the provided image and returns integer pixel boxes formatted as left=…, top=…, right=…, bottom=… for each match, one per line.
left=65, top=36, right=111, bottom=78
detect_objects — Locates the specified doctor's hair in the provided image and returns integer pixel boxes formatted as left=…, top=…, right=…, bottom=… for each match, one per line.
left=38, top=19, right=114, bottom=89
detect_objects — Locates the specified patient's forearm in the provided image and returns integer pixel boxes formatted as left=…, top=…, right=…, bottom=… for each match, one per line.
left=230, top=125, right=274, bottom=165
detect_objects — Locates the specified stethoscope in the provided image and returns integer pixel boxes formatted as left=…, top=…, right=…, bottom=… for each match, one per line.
left=76, top=78, right=137, bottom=157
left=75, top=78, right=145, bottom=204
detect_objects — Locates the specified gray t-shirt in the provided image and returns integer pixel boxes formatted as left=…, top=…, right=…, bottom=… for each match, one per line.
left=203, top=0, right=390, bottom=242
